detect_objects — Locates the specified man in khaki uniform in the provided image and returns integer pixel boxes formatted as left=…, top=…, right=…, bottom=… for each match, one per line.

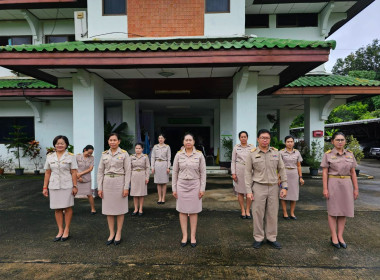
left=245, top=129, right=288, bottom=249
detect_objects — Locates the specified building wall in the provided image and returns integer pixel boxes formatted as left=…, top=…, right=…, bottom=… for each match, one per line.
left=87, top=0, right=128, bottom=39
left=204, top=0, right=245, bottom=37
left=219, top=99, right=233, bottom=162
left=128, top=0, right=204, bottom=38
left=0, top=100, right=73, bottom=172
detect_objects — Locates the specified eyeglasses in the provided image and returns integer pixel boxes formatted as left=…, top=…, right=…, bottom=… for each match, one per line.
left=259, top=137, right=270, bottom=140
left=334, top=139, right=345, bottom=142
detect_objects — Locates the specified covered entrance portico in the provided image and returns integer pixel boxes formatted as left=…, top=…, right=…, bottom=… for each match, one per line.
left=0, top=37, right=335, bottom=178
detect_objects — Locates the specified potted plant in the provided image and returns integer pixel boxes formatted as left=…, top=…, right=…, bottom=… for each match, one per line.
left=304, top=140, right=323, bottom=176
left=221, top=137, right=233, bottom=162
left=346, top=135, right=364, bottom=176
left=24, top=140, right=43, bottom=175
left=5, top=125, right=29, bottom=175
left=0, top=156, right=13, bottom=175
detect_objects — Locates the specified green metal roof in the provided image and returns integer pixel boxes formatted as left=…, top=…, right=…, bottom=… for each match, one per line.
left=0, top=37, right=336, bottom=52
left=0, top=79, right=56, bottom=89
left=286, top=75, right=380, bottom=87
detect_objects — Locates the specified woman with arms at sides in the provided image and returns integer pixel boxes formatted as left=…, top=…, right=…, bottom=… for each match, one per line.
left=97, top=133, right=131, bottom=246
left=129, top=143, right=150, bottom=216
left=42, top=135, right=78, bottom=242
left=321, top=132, right=359, bottom=249
left=76, top=145, right=96, bottom=214
left=172, top=133, right=206, bottom=248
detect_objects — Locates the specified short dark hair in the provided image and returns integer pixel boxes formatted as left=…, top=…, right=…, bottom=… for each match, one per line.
left=108, top=133, right=120, bottom=140
left=135, top=142, right=144, bottom=149
left=257, top=129, right=271, bottom=138
left=83, top=145, right=94, bottom=152
left=183, top=132, right=195, bottom=141
left=158, top=133, right=165, bottom=139
left=53, top=135, right=69, bottom=147
left=239, top=131, right=248, bottom=138
left=332, top=132, right=345, bottom=140
left=284, top=135, right=294, bottom=142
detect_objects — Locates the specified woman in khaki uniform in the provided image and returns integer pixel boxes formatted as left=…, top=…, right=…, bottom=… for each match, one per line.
left=129, top=143, right=150, bottom=216
left=172, top=133, right=206, bottom=248
left=321, top=132, right=359, bottom=249
left=279, top=136, right=304, bottom=220
left=151, top=134, right=171, bottom=204
left=97, top=133, right=131, bottom=246
left=42, top=135, right=78, bottom=242
left=231, top=131, right=254, bottom=219
left=76, top=145, right=96, bottom=214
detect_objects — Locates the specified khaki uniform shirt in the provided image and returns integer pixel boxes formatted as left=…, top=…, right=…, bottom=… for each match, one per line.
left=76, top=154, right=94, bottom=183
left=279, top=149, right=303, bottom=169
left=231, top=143, right=254, bottom=174
left=130, top=154, right=150, bottom=180
left=172, top=148, right=206, bottom=192
left=44, top=151, right=78, bottom=190
left=151, top=144, right=171, bottom=169
left=97, top=147, right=131, bottom=190
left=320, top=148, right=357, bottom=176
left=244, top=147, right=288, bottom=193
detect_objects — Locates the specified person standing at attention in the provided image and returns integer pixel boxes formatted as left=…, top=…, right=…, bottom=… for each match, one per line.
left=42, top=135, right=78, bottom=242
left=279, top=136, right=304, bottom=220
left=245, top=129, right=288, bottom=249
left=321, top=132, right=359, bottom=249
left=231, top=131, right=254, bottom=219
left=97, top=133, right=131, bottom=246
left=172, top=133, right=206, bottom=248
left=76, top=145, right=96, bottom=214
left=151, top=134, right=171, bottom=204
left=130, top=143, right=150, bottom=216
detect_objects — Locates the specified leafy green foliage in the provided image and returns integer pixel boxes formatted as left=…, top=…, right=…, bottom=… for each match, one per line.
left=5, top=125, right=30, bottom=169
left=104, top=121, right=134, bottom=152
left=290, top=114, right=304, bottom=128
left=346, top=135, right=364, bottom=164
left=303, top=140, right=323, bottom=169
left=221, top=137, right=233, bottom=161
left=270, top=136, right=285, bottom=150
left=327, top=102, right=368, bottom=123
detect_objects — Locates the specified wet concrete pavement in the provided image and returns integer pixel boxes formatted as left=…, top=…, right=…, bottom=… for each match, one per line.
left=0, top=160, right=380, bottom=279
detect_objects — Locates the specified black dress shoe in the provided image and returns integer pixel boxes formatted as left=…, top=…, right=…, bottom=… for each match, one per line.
left=180, top=241, right=188, bottom=247
left=131, top=211, right=138, bottom=216
left=157, top=201, right=161, bottom=205
left=114, top=239, right=121, bottom=246
left=267, top=240, right=282, bottom=249
left=91, top=211, right=97, bottom=215
left=246, top=215, right=252, bottom=219
left=339, top=242, right=347, bottom=249
left=283, top=216, right=290, bottom=220
left=240, top=215, right=246, bottom=219
left=190, top=242, right=197, bottom=248
left=161, top=201, right=165, bottom=204
left=106, top=235, right=116, bottom=246
left=61, top=236, right=70, bottom=242
left=138, top=212, right=144, bottom=216
left=290, top=216, right=297, bottom=220
left=253, top=241, right=263, bottom=249
left=53, top=235, right=63, bottom=242
left=331, top=238, right=340, bottom=249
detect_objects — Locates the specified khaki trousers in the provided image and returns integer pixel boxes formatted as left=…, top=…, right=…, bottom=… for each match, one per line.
left=252, top=182, right=280, bottom=242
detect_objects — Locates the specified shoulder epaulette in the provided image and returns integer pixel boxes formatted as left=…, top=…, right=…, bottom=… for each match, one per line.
left=325, top=150, right=332, bottom=154
left=102, top=150, right=107, bottom=154
left=177, top=150, right=182, bottom=153
left=271, top=147, right=278, bottom=151
left=154, top=144, right=158, bottom=147
left=47, top=151, right=54, bottom=155
left=248, top=144, right=253, bottom=146
left=280, top=148, right=285, bottom=151
left=165, top=144, right=168, bottom=146
left=121, top=149, right=127, bottom=153
left=250, top=148, right=257, bottom=153
left=294, top=148, right=298, bottom=151
left=196, top=150, right=202, bottom=153
left=77, top=153, right=81, bottom=155
left=144, top=154, right=148, bottom=157
left=347, top=150, right=353, bottom=153
left=68, top=152, right=74, bottom=155
left=235, top=144, right=240, bottom=147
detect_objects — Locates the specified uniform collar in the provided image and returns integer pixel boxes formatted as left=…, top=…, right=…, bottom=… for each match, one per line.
left=108, top=147, right=122, bottom=155
left=54, top=151, right=69, bottom=161
left=332, top=147, right=346, bottom=155
left=238, top=143, right=250, bottom=148
left=257, top=146, right=272, bottom=153
left=284, top=148, right=295, bottom=154
left=181, top=147, right=197, bottom=155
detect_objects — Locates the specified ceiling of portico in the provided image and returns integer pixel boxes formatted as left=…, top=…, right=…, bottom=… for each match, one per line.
left=245, top=1, right=356, bottom=14
left=0, top=8, right=84, bottom=20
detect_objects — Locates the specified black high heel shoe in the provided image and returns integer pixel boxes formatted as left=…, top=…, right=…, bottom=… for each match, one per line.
left=114, top=239, right=122, bottom=246
left=180, top=241, right=188, bottom=247
left=339, top=241, right=347, bottom=249
left=331, top=237, right=340, bottom=249
left=53, top=235, right=63, bottom=242
left=106, top=234, right=116, bottom=246
left=61, top=235, right=70, bottom=242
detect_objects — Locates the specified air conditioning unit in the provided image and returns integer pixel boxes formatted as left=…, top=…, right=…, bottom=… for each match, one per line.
left=74, top=11, right=88, bottom=40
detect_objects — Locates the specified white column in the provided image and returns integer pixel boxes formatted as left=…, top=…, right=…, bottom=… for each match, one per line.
left=213, top=104, right=220, bottom=156
left=233, top=69, right=258, bottom=146
left=122, top=100, right=137, bottom=143
left=220, top=99, right=233, bottom=162
left=73, top=72, right=104, bottom=189
left=278, top=108, right=300, bottom=142
left=257, top=112, right=274, bottom=133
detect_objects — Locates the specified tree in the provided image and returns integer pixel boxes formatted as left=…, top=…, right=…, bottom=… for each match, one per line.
left=332, top=39, right=380, bottom=76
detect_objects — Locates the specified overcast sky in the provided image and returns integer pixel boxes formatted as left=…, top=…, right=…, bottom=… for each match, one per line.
left=0, top=1, right=379, bottom=77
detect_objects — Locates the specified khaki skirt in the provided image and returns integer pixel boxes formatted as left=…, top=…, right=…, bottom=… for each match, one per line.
left=176, top=178, right=202, bottom=214
left=280, top=168, right=299, bottom=201
left=233, top=162, right=247, bottom=194
left=130, top=171, right=148, bottom=196
left=50, top=188, right=74, bottom=209
left=327, top=178, right=354, bottom=217
left=102, top=175, right=128, bottom=215
left=154, top=160, right=169, bottom=184
left=77, top=180, right=92, bottom=196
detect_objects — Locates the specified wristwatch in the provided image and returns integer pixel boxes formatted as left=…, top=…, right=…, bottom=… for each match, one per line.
left=73, top=185, right=77, bottom=188
left=281, top=186, right=288, bottom=190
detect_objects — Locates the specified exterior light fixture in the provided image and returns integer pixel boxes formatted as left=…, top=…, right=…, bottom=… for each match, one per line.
left=158, top=71, right=175, bottom=78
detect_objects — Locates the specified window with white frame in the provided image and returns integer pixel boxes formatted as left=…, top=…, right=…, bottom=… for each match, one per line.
left=205, top=0, right=230, bottom=13
left=103, top=0, right=127, bottom=15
